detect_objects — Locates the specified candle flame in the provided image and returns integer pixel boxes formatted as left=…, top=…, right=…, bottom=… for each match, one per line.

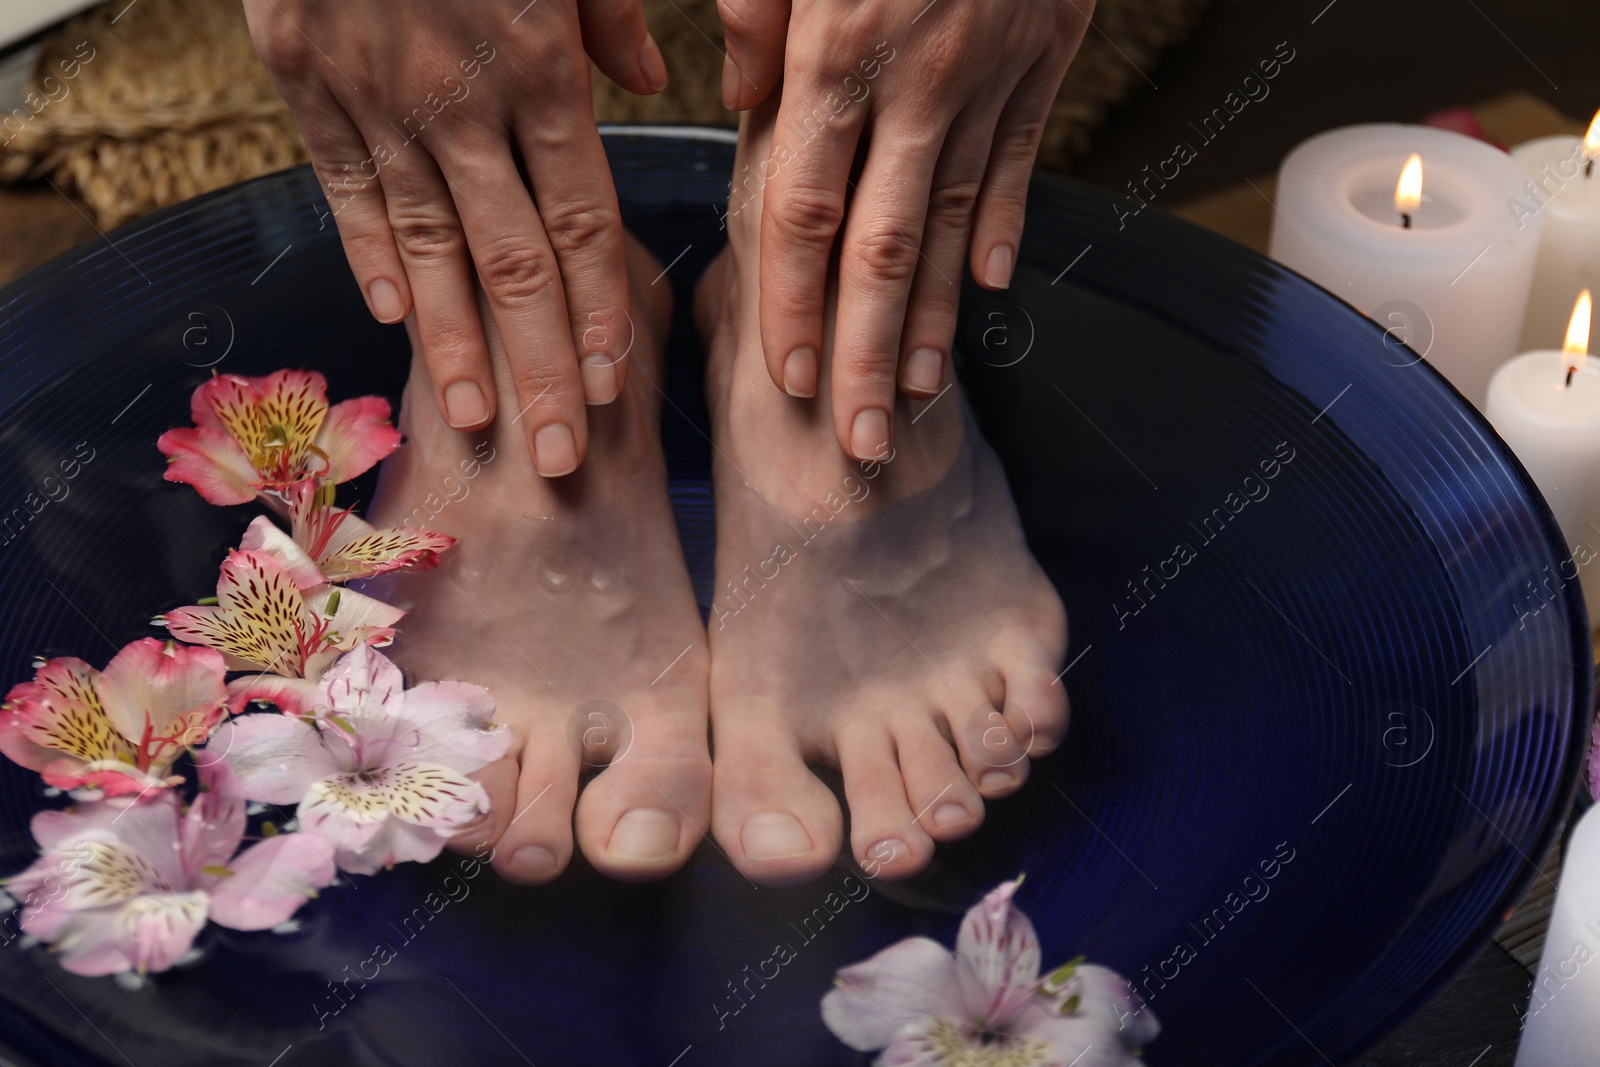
left=1585, top=110, right=1600, bottom=159
left=1395, top=153, right=1423, bottom=216
left=1564, top=290, right=1592, bottom=369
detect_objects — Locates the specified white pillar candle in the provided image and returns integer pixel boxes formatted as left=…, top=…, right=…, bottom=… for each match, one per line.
left=1514, top=804, right=1600, bottom=1064
left=1512, top=113, right=1600, bottom=353
left=1485, top=291, right=1600, bottom=627
left=1270, top=124, right=1545, bottom=408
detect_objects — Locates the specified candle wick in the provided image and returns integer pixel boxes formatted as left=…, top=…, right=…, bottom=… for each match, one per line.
left=1400, top=213, right=1412, bottom=229
left=1567, top=365, right=1576, bottom=387
left=1587, top=157, right=1594, bottom=179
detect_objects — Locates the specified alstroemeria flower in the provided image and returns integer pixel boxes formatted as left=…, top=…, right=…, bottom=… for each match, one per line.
left=822, top=878, right=1159, bottom=1066
left=205, top=645, right=508, bottom=876
left=236, top=481, right=454, bottom=585
left=0, top=639, right=227, bottom=796
left=157, top=370, right=400, bottom=506
left=2, top=763, right=336, bottom=976
left=161, top=549, right=404, bottom=715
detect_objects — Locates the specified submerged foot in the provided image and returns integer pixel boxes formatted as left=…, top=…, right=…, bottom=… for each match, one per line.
left=366, top=234, right=711, bottom=885
left=700, top=101, right=1070, bottom=887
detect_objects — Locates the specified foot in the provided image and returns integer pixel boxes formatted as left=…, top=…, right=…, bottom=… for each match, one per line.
left=365, top=234, right=712, bottom=885
left=699, top=100, right=1070, bottom=886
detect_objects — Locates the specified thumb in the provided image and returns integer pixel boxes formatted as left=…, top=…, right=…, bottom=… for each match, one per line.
left=717, top=0, right=791, bottom=111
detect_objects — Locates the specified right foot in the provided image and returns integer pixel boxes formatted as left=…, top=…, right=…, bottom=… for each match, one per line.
left=364, top=234, right=712, bottom=885
left=699, top=101, right=1071, bottom=887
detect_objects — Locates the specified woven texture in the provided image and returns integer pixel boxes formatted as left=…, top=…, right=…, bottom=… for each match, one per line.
left=1, top=0, right=1210, bottom=228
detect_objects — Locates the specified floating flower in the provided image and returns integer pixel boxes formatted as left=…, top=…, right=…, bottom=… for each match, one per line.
left=0, top=639, right=227, bottom=796
left=237, top=480, right=454, bottom=585
left=161, top=550, right=404, bottom=715
left=157, top=370, right=400, bottom=506
left=2, top=762, right=336, bottom=976
left=821, top=878, right=1158, bottom=1066
left=205, top=645, right=508, bottom=875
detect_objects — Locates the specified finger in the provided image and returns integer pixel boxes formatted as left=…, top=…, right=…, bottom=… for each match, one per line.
left=829, top=113, right=945, bottom=461
left=716, top=0, right=791, bottom=111
left=898, top=101, right=1005, bottom=398
left=578, top=0, right=670, bottom=94
left=371, top=143, right=496, bottom=433
left=759, top=83, right=867, bottom=400
left=434, top=135, right=590, bottom=476
left=970, top=56, right=1064, bottom=292
left=515, top=112, right=634, bottom=408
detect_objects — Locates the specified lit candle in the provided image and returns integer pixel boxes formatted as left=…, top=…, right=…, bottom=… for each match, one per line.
left=1513, top=804, right=1600, bottom=1064
left=1512, top=110, right=1600, bottom=352
left=1485, top=291, right=1600, bottom=625
left=1270, top=125, right=1545, bottom=408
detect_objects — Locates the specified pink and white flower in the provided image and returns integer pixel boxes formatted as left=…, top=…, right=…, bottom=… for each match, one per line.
left=204, top=644, right=508, bottom=875
left=3, top=763, right=336, bottom=976
left=157, top=369, right=400, bottom=506
left=821, top=878, right=1158, bottom=1066
left=0, top=639, right=227, bottom=796
left=238, top=480, right=454, bottom=585
left=161, top=549, right=404, bottom=715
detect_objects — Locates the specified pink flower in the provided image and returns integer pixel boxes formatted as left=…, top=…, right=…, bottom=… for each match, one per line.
left=821, top=879, right=1158, bottom=1066
left=161, top=549, right=404, bottom=715
left=204, top=645, right=509, bottom=875
left=0, top=639, right=227, bottom=796
left=3, top=763, right=336, bottom=976
left=238, top=480, right=454, bottom=585
left=157, top=370, right=400, bottom=506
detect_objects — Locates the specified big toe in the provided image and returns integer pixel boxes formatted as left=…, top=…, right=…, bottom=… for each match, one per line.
left=711, top=709, right=842, bottom=886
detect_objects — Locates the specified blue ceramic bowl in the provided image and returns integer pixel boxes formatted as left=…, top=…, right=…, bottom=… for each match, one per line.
left=0, top=129, right=1586, bottom=1066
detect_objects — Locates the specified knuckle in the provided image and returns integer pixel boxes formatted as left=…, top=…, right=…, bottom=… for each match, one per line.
left=512, top=364, right=572, bottom=408
left=390, top=209, right=465, bottom=262
left=252, top=26, right=313, bottom=78
left=926, top=177, right=982, bottom=226
left=853, top=225, right=921, bottom=284
left=477, top=239, right=557, bottom=303
left=769, top=187, right=846, bottom=246
left=542, top=201, right=619, bottom=256
left=998, top=116, right=1049, bottom=160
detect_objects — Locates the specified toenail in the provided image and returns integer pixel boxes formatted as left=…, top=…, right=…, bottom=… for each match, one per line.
left=985, top=244, right=1014, bottom=289
left=609, top=808, right=680, bottom=861
left=932, top=803, right=969, bottom=828
left=980, top=770, right=1014, bottom=791
left=443, top=379, right=488, bottom=428
left=905, top=348, right=943, bottom=394
left=511, top=845, right=557, bottom=876
left=850, top=408, right=891, bottom=461
left=866, top=838, right=909, bottom=866
left=741, top=812, right=813, bottom=861
left=580, top=353, right=619, bottom=405
left=783, top=346, right=818, bottom=398
left=533, top=422, right=579, bottom=477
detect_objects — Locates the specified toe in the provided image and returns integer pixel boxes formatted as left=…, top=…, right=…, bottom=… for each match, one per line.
left=837, top=721, right=935, bottom=880
left=575, top=691, right=712, bottom=882
left=1002, top=653, right=1072, bottom=758
left=446, top=755, right=518, bottom=857
left=892, top=716, right=986, bottom=842
left=711, top=707, right=841, bottom=886
left=490, top=720, right=581, bottom=886
left=951, top=697, right=1031, bottom=800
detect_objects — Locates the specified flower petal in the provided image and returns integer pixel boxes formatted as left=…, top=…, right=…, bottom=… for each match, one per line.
left=2, top=657, right=133, bottom=772
left=157, top=427, right=259, bottom=506
left=315, top=395, right=400, bottom=484
left=820, top=936, right=961, bottom=1052
left=204, top=713, right=338, bottom=805
left=239, top=515, right=326, bottom=590
left=95, top=638, right=228, bottom=749
left=955, top=878, right=1042, bottom=1024
left=337, top=818, right=450, bottom=876
left=303, top=761, right=488, bottom=831
left=43, top=759, right=177, bottom=797
left=304, top=585, right=404, bottom=651
left=207, top=831, right=336, bottom=931
left=1036, top=964, right=1159, bottom=1048
left=225, top=675, right=320, bottom=716
left=318, top=517, right=456, bottom=582
left=316, top=643, right=405, bottom=721
left=254, top=370, right=331, bottom=477
left=113, top=891, right=209, bottom=974
left=1012, top=1001, right=1158, bottom=1064
left=44, top=909, right=131, bottom=977
left=400, top=680, right=509, bottom=773
left=165, top=550, right=309, bottom=676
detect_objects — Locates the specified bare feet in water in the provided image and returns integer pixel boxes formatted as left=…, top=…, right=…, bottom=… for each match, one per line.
left=366, top=234, right=712, bottom=885
left=698, top=99, right=1071, bottom=886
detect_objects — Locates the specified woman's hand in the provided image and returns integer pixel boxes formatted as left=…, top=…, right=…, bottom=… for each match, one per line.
left=718, top=0, right=1090, bottom=461
left=244, top=0, right=669, bottom=477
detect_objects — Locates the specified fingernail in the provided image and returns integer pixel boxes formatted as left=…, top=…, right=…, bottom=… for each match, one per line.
left=581, top=353, right=619, bottom=405
left=511, top=845, right=557, bottom=876
left=783, top=346, right=818, bottom=397
left=850, top=408, right=890, bottom=461
left=609, top=808, right=680, bottom=861
left=905, top=347, right=943, bottom=394
left=741, top=812, right=813, bottom=860
left=368, top=278, right=405, bottom=323
left=640, top=35, right=669, bottom=93
left=443, top=379, right=488, bottom=428
left=980, top=770, right=1014, bottom=791
left=985, top=244, right=1014, bottom=289
left=721, top=54, right=740, bottom=110
left=932, top=803, right=969, bottom=828
left=533, top=422, right=578, bottom=477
